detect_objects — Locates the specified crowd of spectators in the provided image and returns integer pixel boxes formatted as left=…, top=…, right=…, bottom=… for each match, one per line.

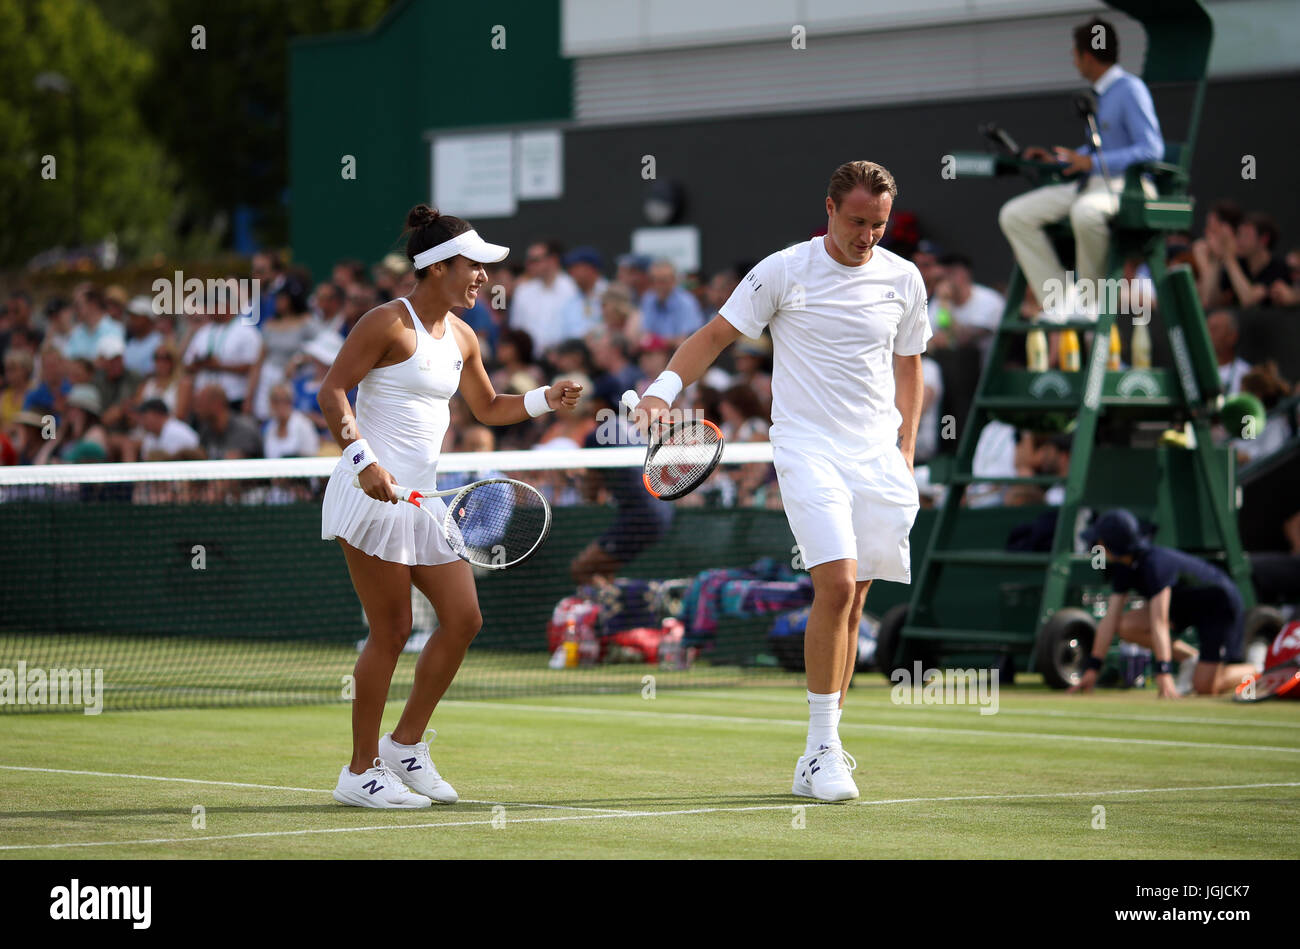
left=2, top=204, right=1296, bottom=513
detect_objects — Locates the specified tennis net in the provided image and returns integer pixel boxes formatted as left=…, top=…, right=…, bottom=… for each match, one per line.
left=0, top=442, right=827, bottom=712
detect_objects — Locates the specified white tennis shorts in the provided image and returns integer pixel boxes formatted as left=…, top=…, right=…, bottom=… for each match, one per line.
left=774, top=444, right=920, bottom=583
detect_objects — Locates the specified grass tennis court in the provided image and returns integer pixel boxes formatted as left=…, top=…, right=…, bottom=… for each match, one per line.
left=3, top=681, right=1298, bottom=859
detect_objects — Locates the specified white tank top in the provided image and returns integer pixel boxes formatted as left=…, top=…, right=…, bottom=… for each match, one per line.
left=354, top=297, right=463, bottom=489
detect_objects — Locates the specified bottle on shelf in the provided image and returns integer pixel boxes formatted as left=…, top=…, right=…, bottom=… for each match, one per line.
left=1026, top=321, right=1049, bottom=372
left=1059, top=329, right=1081, bottom=372
left=1131, top=321, right=1152, bottom=369
left=1108, top=323, right=1122, bottom=370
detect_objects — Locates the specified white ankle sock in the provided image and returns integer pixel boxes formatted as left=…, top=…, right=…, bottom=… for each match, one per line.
left=806, top=691, right=841, bottom=753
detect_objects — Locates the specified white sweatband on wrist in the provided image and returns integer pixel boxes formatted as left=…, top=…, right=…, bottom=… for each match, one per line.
left=344, top=438, right=377, bottom=475
left=524, top=386, right=553, bottom=418
left=642, top=370, right=683, bottom=406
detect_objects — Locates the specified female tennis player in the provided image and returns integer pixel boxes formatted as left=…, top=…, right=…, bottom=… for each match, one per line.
left=319, top=205, right=582, bottom=808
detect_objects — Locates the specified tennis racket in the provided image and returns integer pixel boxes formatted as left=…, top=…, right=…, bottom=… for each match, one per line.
left=353, top=475, right=551, bottom=570
left=1233, top=659, right=1300, bottom=703
left=621, top=389, right=725, bottom=501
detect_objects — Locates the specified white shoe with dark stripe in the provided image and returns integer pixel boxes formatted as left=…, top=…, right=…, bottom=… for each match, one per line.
left=333, top=758, right=432, bottom=808
left=793, top=744, right=859, bottom=802
left=379, top=730, right=459, bottom=804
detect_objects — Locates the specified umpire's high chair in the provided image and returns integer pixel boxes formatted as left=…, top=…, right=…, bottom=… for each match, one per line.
left=880, top=0, right=1256, bottom=688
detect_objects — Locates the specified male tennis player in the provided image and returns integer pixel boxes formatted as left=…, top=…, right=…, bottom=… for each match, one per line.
left=319, top=205, right=582, bottom=808
left=633, top=161, right=930, bottom=801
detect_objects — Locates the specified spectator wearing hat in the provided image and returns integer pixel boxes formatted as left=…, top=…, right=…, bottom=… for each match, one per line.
left=2, top=348, right=34, bottom=428
left=510, top=240, right=580, bottom=352
left=37, top=383, right=108, bottom=464
left=263, top=382, right=321, bottom=459
left=7, top=411, right=49, bottom=465
left=248, top=279, right=320, bottom=420
left=373, top=253, right=415, bottom=303
left=640, top=259, right=704, bottom=344
left=64, top=284, right=125, bottom=362
left=286, top=332, right=345, bottom=433
left=559, top=247, right=609, bottom=341
left=182, top=291, right=263, bottom=411
left=122, top=295, right=163, bottom=376
left=1072, top=508, right=1256, bottom=697
left=637, top=334, right=673, bottom=387
left=135, top=397, right=200, bottom=461
left=103, top=285, right=130, bottom=325
left=92, top=333, right=143, bottom=432
left=193, top=383, right=263, bottom=460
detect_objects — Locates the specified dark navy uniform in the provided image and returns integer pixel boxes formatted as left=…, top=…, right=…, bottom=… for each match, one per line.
left=1106, top=545, right=1245, bottom=662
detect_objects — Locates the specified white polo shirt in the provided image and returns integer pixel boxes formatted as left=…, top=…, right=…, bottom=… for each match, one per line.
left=719, top=237, right=931, bottom=461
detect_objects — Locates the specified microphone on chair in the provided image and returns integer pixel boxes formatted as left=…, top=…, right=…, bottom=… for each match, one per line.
left=979, top=122, right=1021, bottom=156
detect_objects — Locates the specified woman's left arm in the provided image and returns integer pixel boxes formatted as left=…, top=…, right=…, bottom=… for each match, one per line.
left=453, top=320, right=582, bottom=425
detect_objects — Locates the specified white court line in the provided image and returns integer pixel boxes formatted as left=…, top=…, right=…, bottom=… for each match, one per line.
left=672, top=690, right=1300, bottom=729
left=450, top=701, right=1300, bottom=755
left=2, top=780, right=1296, bottom=853
left=0, top=765, right=629, bottom=815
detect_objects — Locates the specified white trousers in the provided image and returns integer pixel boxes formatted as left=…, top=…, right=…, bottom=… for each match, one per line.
left=998, top=176, right=1128, bottom=311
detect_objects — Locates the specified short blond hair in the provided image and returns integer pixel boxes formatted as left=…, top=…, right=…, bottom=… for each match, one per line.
left=828, top=161, right=897, bottom=207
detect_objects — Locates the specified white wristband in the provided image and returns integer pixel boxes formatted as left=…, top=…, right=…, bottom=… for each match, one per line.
left=344, top=438, right=376, bottom=475
left=642, top=370, right=683, bottom=406
left=524, top=386, right=553, bottom=418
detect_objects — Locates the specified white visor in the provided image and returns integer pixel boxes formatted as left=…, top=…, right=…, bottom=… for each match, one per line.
left=412, top=229, right=510, bottom=270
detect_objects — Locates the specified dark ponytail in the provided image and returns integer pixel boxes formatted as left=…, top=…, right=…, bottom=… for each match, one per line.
left=404, top=205, right=472, bottom=277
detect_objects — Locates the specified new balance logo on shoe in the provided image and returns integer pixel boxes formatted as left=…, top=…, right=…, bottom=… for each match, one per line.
left=362, top=779, right=384, bottom=795
left=401, top=756, right=421, bottom=772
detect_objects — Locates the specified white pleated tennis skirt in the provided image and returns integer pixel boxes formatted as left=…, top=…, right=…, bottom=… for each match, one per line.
left=320, top=463, right=459, bottom=566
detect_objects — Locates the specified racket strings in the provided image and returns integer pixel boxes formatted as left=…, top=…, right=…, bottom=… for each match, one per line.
left=645, top=422, right=723, bottom=498
left=445, top=481, right=549, bottom=568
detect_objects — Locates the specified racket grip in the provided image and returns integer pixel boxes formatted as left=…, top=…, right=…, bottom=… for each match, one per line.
left=353, top=473, right=413, bottom=504
left=621, top=390, right=640, bottom=412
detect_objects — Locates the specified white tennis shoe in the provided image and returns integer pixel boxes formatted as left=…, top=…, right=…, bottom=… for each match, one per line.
left=333, top=757, right=432, bottom=809
left=793, top=744, right=860, bottom=802
left=378, top=730, right=459, bottom=804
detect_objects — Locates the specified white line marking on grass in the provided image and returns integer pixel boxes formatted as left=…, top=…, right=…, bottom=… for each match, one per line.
left=2, top=781, right=1296, bottom=853
left=450, top=701, right=1300, bottom=755
left=0, top=765, right=324, bottom=794
left=675, top=690, right=1300, bottom=729
left=0, top=764, right=629, bottom=815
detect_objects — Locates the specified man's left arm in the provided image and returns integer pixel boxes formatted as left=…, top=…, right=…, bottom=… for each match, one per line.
left=894, top=353, right=923, bottom=473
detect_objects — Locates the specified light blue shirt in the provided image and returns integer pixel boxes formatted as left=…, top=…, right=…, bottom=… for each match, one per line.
left=1079, top=65, right=1163, bottom=176
left=64, top=317, right=125, bottom=361
left=639, top=286, right=703, bottom=339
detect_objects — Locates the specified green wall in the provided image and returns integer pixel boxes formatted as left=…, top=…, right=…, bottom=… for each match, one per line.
left=288, top=0, right=572, bottom=281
